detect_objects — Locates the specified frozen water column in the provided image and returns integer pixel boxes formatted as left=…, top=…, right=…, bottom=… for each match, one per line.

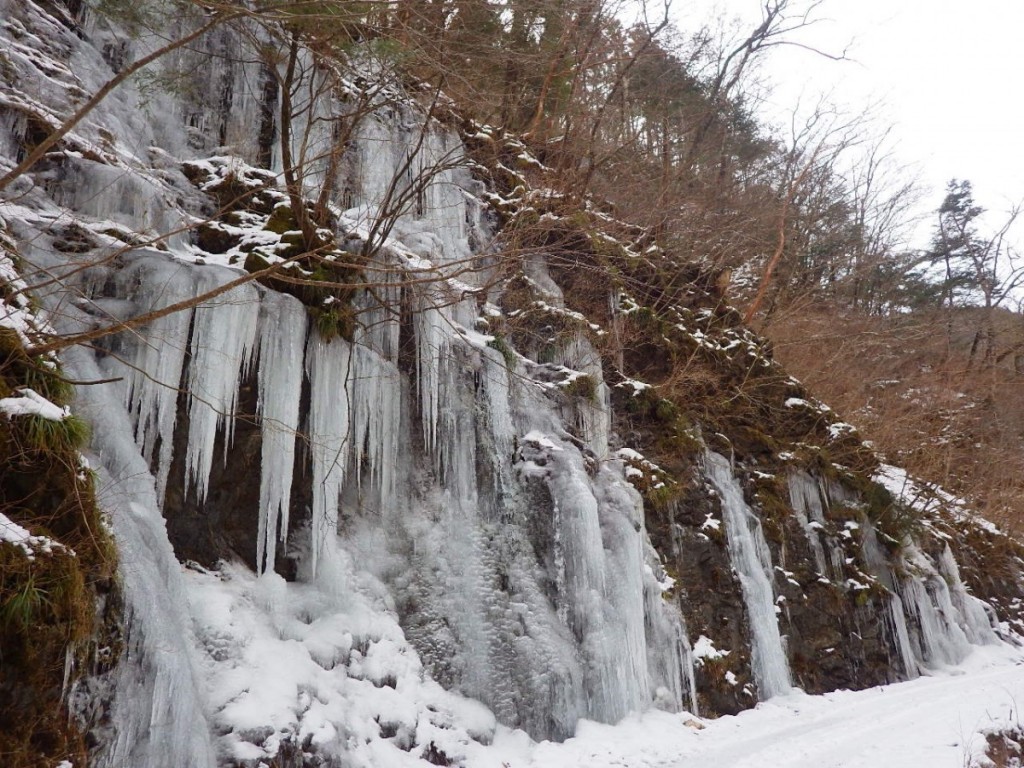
left=704, top=451, right=792, bottom=699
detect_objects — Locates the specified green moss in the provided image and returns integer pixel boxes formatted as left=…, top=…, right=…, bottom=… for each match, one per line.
left=654, top=398, right=678, bottom=422
left=587, top=230, right=628, bottom=260
left=622, top=394, right=644, bottom=415
left=562, top=374, right=597, bottom=401
left=761, top=515, right=786, bottom=547
left=310, top=302, right=356, bottom=342
left=271, top=234, right=308, bottom=262
left=633, top=306, right=660, bottom=328
left=245, top=249, right=366, bottom=342
left=486, top=334, right=517, bottom=368
left=645, top=480, right=684, bottom=511
left=874, top=503, right=921, bottom=550
left=0, top=291, right=118, bottom=767
left=861, top=482, right=895, bottom=519
left=730, top=425, right=781, bottom=457
left=853, top=586, right=875, bottom=607
left=243, top=249, right=273, bottom=274
left=755, top=486, right=791, bottom=522
left=567, top=210, right=592, bottom=231
left=654, top=427, right=702, bottom=458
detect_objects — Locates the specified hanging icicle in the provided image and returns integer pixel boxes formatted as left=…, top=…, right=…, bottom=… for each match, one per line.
left=255, top=292, right=307, bottom=574
left=306, top=332, right=353, bottom=577
left=183, top=274, right=260, bottom=503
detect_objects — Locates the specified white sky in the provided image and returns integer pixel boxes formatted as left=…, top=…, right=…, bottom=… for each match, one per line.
left=675, top=0, right=1024, bottom=249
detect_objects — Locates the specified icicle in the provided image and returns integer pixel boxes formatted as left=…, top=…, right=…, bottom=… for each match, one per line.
left=859, top=520, right=919, bottom=678
left=351, top=267, right=402, bottom=363
left=788, top=472, right=844, bottom=579
left=539, top=442, right=649, bottom=722
left=887, top=592, right=919, bottom=677
left=896, top=575, right=971, bottom=666
left=895, top=543, right=978, bottom=668
left=183, top=275, right=260, bottom=503
left=306, top=333, right=352, bottom=578
left=49, top=161, right=178, bottom=239
left=554, top=332, right=610, bottom=456
left=414, top=298, right=447, bottom=461
left=119, top=259, right=195, bottom=503
left=642, top=546, right=697, bottom=716
left=255, top=293, right=307, bottom=574
left=705, top=451, right=792, bottom=699
left=590, top=463, right=652, bottom=721
left=349, top=343, right=401, bottom=514
left=937, top=544, right=997, bottom=644
left=479, top=346, right=517, bottom=516
left=419, top=129, right=468, bottom=263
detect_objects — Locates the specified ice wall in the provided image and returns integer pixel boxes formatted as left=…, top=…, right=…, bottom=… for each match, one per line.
left=62, top=343, right=218, bottom=768
left=29, top=69, right=693, bottom=751
left=800, top=471, right=998, bottom=677
left=1, top=1, right=1008, bottom=762
left=84, top=249, right=693, bottom=747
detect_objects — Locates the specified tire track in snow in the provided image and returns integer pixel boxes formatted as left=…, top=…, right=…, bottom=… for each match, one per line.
left=675, top=653, right=1024, bottom=768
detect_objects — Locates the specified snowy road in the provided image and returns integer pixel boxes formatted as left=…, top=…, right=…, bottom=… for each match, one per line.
left=677, top=656, right=1022, bottom=768
left=478, top=645, right=1024, bottom=768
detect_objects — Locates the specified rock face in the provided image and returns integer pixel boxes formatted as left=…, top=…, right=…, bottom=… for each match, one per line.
left=2, top=1, right=1024, bottom=766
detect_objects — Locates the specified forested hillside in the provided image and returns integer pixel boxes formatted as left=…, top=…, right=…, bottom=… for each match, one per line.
left=400, top=0, right=1024, bottom=524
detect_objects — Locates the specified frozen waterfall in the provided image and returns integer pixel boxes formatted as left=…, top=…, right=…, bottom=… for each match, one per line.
left=704, top=451, right=792, bottom=699
left=64, top=343, right=217, bottom=768
left=3, top=1, right=1011, bottom=761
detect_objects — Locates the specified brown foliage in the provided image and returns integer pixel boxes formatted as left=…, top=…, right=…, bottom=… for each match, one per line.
left=765, top=303, right=1024, bottom=531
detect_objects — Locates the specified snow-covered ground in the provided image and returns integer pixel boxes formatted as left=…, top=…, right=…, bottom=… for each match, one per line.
left=470, top=644, right=1024, bottom=768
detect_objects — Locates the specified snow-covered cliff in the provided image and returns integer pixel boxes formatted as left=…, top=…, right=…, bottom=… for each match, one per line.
left=1, top=1, right=1020, bottom=766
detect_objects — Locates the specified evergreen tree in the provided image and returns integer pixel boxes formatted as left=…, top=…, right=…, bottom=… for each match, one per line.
left=926, top=179, right=985, bottom=309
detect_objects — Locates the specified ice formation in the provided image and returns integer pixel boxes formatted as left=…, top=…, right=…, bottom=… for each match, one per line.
left=64, top=345, right=218, bottom=768
left=0, top=1, right=1010, bottom=764
left=255, top=292, right=307, bottom=574
left=788, top=471, right=846, bottom=579
left=118, top=255, right=196, bottom=501
left=894, top=543, right=995, bottom=668
left=69, top=187, right=695, bottom=755
left=705, top=451, right=793, bottom=699
left=34, top=84, right=693, bottom=758
left=183, top=274, right=260, bottom=502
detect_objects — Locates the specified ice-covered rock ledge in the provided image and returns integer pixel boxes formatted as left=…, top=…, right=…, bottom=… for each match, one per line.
left=3, top=0, right=1023, bottom=765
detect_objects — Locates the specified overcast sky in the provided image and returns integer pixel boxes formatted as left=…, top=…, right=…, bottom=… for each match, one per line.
left=676, top=0, right=1024, bottom=248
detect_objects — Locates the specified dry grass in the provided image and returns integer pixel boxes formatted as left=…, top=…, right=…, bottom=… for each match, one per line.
left=762, top=302, right=1024, bottom=532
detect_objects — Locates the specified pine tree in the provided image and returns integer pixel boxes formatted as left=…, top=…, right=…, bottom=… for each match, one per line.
left=926, top=179, right=985, bottom=310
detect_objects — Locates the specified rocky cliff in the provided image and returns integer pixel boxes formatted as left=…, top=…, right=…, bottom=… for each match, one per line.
left=2, top=1, right=1023, bottom=766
